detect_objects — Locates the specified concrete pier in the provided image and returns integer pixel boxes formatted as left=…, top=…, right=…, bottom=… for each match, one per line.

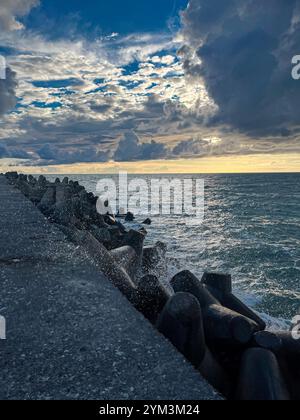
left=0, top=176, right=220, bottom=400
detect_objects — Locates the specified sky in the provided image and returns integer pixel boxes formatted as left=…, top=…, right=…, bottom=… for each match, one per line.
left=0, top=0, right=300, bottom=173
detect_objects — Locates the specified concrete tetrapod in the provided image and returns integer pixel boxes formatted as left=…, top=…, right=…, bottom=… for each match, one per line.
left=122, top=229, right=145, bottom=270
left=204, top=304, right=260, bottom=346
left=111, top=245, right=139, bottom=280
left=201, top=272, right=266, bottom=330
left=171, top=271, right=220, bottom=308
left=136, top=275, right=172, bottom=323
left=236, top=348, right=290, bottom=400
left=156, top=292, right=207, bottom=367
left=61, top=227, right=138, bottom=304
left=171, top=271, right=259, bottom=346
left=252, top=330, right=300, bottom=400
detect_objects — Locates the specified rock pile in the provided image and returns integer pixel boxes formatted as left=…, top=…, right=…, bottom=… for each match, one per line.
left=4, top=172, right=300, bottom=400
left=5, top=172, right=141, bottom=251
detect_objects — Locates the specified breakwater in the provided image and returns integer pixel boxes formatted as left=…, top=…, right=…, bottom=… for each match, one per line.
left=4, top=172, right=300, bottom=400
left=0, top=174, right=219, bottom=400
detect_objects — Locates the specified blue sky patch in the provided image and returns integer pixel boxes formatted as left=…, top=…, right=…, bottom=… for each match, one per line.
left=31, top=101, right=63, bottom=109
left=32, top=78, right=83, bottom=89
left=23, top=0, right=188, bottom=39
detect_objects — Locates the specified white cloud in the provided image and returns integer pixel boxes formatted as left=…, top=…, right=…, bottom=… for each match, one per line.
left=0, top=0, right=39, bottom=31
left=0, top=25, right=215, bottom=163
left=151, top=55, right=175, bottom=65
left=181, top=0, right=300, bottom=137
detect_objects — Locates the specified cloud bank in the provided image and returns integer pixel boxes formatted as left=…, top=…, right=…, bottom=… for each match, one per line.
left=0, top=0, right=299, bottom=166
left=114, top=131, right=166, bottom=161
left=181, top=0, right=300, bottom=137
left=0, top=0, right=36, bottom=119
left=37, top=143, right=109, bottom=165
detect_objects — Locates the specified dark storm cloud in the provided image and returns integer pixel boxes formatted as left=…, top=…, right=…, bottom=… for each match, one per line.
left=0, top=142, right=31, bottom=159
left=37, top=143, right=110, bottom=165
left=114, top=131, right=167, bottom=162
left=90, top=103, right=113, bottom=114
left=172, top=138, right=208, bottom=156
left=0, top=144, right=9, bottom=157
left=181, top=0, right=300, bottom=137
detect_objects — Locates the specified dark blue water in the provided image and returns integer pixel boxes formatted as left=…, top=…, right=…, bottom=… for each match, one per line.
left=48, top=173, right=300, bottom=327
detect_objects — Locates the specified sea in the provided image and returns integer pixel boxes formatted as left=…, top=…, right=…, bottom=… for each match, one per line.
left=47, top=172, right=300, bottom=328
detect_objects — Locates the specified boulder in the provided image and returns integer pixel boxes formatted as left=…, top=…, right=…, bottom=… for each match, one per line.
left=142, top=218, right=152, bottom=225
left=125, top=212, right=135, bottom=222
